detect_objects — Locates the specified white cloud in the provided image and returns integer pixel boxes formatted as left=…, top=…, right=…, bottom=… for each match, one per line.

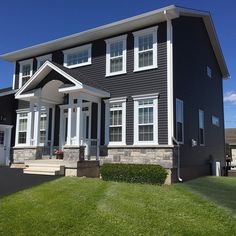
left=224, top=91, right=236, bottom=104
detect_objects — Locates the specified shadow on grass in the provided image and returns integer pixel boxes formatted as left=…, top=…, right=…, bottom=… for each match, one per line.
left=0, top=167, right=60, bottom=198
left=182, top=177, right=236, bottom=215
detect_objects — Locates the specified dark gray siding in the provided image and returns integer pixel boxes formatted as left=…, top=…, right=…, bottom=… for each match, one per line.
left=173, top=16, right=225, bottom=180
left=15, top=22, right=168, bottom=146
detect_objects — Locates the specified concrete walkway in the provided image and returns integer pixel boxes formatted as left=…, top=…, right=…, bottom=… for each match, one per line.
left=0, top=167, right=59, bottom=198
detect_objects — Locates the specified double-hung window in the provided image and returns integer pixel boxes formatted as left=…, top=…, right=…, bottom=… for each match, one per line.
left=133, top=26, right=158, bottom=72
left=36, top=54, right=52, bottom=69
left=105, top=35, right=127, bottom=76
left=63, top=44, right=92, bottom=68
left=17, top=112, right=28, bottom=145
left=105, top=98, right=126, bottom=145
left=133, top=94, right=158, bottom=144
left=39, top=111, right=48, bottom=145
left=176, top=99, right=184, bottom=143
left=199, top=110, right=205, bottom=145
left=19, top=59, right=33, bottom=88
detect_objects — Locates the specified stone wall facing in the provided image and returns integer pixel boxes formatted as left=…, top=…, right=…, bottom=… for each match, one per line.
left=13, top=147, right=43, bottom=163
left=63, top=146, right=85, bottom=161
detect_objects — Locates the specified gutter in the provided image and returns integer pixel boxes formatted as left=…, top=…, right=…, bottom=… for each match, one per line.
left=172, top=136, right=183, bottom=182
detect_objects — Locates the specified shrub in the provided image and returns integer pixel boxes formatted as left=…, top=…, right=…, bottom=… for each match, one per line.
left=100, top=163, right=167, bottom=185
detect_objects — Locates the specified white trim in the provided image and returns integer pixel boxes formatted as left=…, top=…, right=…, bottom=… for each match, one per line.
left=133, top=94, right=158, bottom=145
left=97, top=101, right=101, bottom=159
left=133, top=26, right=158, bottom=72
left=63, top=44, right=92, bottom=68
left=0, top=90, right=16, bottom=97
left=105, top=34, right=127, bottom=77
left=176, top=98, right=184, bottom=144
left=12, top=62, right=16, bottom=90
left=166, top=18, right=174, bottom=145
left=19, top=59, right=33, bottom=89
left=36, top=54, right=52, bottom=69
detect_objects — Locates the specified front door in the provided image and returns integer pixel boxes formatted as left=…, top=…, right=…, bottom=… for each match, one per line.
left=0, top=131, right=5, bottom=165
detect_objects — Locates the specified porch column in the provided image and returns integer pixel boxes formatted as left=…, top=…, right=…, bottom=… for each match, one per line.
left=97, top=100, right=101, bottom=159
left=51, top=106, right=55, bottom=147
left=33, top=99, right=41, bottom=146
left=67, top=106, right=72, bottom=145
left=59, top=107, right=64, bottom=148
left=76, top=98, right=83, bottom=145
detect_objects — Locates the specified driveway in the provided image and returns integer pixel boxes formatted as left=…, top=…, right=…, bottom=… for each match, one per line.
left=0, top=167, right=59, bottom=198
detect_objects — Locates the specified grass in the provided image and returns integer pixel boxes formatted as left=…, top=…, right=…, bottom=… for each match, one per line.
left=0, top=177, right=236, bottom=236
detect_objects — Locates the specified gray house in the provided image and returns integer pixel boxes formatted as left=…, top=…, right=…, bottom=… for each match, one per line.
left=0, top=5, right=229, bottom=182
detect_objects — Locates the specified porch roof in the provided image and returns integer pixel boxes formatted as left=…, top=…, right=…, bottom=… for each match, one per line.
left=15, top=61, right=110, bottom=100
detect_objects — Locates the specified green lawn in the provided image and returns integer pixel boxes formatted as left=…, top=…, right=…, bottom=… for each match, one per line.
left=0, top=177, right=236, bottom=236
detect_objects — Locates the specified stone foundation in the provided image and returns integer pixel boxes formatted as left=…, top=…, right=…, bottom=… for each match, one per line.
left=63, top=146, right=85, bottom=161
left=100, top=146, right=177, bottom=169
left=13, top=147, right=43, bottom=163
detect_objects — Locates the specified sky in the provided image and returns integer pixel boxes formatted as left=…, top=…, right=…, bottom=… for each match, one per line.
left=0, top=0, right=235, bottom=127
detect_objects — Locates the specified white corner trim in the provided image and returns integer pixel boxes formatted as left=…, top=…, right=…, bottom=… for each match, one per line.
left=105, top=34, right=127, bottom=77
left=166, top=19, right=174, bottom=145
left=63, top=43, right=92, bottom=68
left=12, top=62, right=16, bottom=90
left=132, top=93, right=159, bottom=100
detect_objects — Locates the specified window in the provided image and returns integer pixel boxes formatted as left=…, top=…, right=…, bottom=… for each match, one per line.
left=133, top=26, right=158, bottom=72
left=133, top=94, right=158, bottom=144
left=207, top=66, right=212, bottom=78
left=109, top=104, right=122, bottom=142
left=19, top=59, right=33, bottom=88
left=105, top=35, right=127, bottom=76
left=0, top=131, right=4, bottom=145
left=18, top=113, right=28, bottom=144
left=212, top=116, right=220, bottom=127
left=176, top=99, right=184, bottom=143
left=39, top=111, right=48, bottom=145
left=199, top=110, right=205, bottom=145
left=36, top=54, right=52, bottom=69
left=63, top=44, right=92, bottom=68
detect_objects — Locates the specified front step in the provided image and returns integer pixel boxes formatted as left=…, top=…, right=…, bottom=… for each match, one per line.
left=24, top=160, right=65, bottom=176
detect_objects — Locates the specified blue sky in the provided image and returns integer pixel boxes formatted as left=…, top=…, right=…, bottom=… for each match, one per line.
left=0, top=0, right=235, bottom=127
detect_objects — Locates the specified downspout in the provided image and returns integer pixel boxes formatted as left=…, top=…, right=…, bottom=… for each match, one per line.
left=172, top=136, right=182, bottom=182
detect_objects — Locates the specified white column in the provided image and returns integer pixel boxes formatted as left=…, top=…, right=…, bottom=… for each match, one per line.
left=33, top=99, right=41, bottom=146
left=67, top=106, right=72, bottom=145
left=51, top=106, right=55, bottom=148
left=76, top=98, right=82, bottom=145
left=104, top=100, right=110, bottom=145
left=96, top=101, right=101, bottom=159
left=59, top=107, right=64, bottom=148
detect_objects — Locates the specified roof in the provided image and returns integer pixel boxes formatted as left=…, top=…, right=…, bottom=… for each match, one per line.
left=0, top=87, right=16, bottom=97
left=225, top=128, right=236, bottom=145
left=0, top=5, right=230, bottom=79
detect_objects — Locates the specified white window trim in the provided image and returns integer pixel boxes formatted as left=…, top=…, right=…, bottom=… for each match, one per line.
left=199, top=109, right=205, bottom=146
left=133, top=93, right=158, bottom=145
left=105, top=34, right=127, bottom=77
left=63, top=44, right=92, bottom=68
left=176, top=98, right=184, bottom=144
left=36, top=54, right=52, bottom=69
left=105, top=97, right=126, bottom=146
left=133, top=26, right=158, bottom=72
left=19, top=59, right=33, bottom=88
left=15, top=109, right=30, bottom=147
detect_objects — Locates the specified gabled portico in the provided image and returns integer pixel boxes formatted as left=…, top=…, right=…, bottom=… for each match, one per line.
left=13, top=61, right=110, bottom=163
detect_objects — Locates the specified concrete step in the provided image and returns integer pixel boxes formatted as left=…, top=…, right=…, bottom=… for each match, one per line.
left=24, top=169, right=61, bottom=176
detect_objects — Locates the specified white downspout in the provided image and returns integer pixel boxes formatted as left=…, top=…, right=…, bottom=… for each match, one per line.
left=172, top=136, right=183, bottom=182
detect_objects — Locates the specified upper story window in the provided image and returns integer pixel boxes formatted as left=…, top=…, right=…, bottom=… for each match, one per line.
left=133, top=94, right=158, bottom=144
left=105, top=35, right=127, bottom=76
left=176, top=99, right=184, bottom=144
left=63, top=44, right=92, bottom=68
left=19, top=59, right=33, bottom=88
left=199, top=110, right=205, bottom=145
left=207, top=66, right=212, bottom=78
left=133, top=26, right=158, bottom=72
left=212, top=115, right=220, bottom=127
left=36, top=54, right=52, bottom=69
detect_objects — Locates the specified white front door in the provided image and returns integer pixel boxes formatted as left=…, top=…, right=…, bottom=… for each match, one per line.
left=0, top=126, right=12, bottom=166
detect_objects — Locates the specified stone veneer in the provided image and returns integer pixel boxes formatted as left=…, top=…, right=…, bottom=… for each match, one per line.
left=63, top=146, right=85, bottom=161
left=13, top=147, right=43, bottom=163
left=100, top=146, right=177, bottom=169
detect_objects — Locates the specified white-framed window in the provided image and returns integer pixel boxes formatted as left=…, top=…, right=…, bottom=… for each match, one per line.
left=176, top=99, right=184, bottom=144
left=133, top=26, right=158, bottom=72
left=63, top=44, right=92, bottom=68
left=39, top=111, right=48, bottom=145
left=207, top=66, right=212, bottom=78
left=105, top=97, right=126, bottom=145
left=133, top=94, right=158, bottom=145
left=199, top=110, right=205, bottom=145
left=105, top=35, right=127, bottom=76
left=16, top=111, right=30, bottom=146
left=19, top=59, right=33, bottom=88
left=212, top=115, right=220, bottom=127
left=36, top=54, right=52, bottom=69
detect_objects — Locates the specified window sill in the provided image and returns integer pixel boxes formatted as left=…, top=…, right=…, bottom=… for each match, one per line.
left=134, top=65, right=158, bottom=73
left=105, top=71, right=127, bottom=77
left=108, top=142, right=126, bottom=147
